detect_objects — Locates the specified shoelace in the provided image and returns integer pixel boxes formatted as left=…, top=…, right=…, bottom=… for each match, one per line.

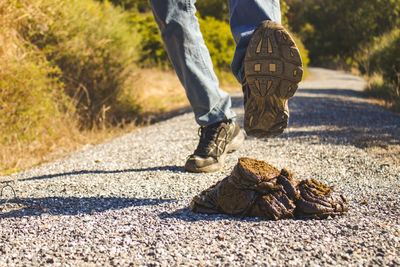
left=194, top=123, right=229, bottom=157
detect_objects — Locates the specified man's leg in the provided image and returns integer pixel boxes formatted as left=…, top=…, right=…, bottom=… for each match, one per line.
left=149, top=0, right=244, bottom=172
left=149, top=0, right=235, bottom=126
left=228, top=0, right=303, bottom=138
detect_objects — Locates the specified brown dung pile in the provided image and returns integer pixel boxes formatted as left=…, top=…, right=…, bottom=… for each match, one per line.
left=191, top=158, right=348, bottom=220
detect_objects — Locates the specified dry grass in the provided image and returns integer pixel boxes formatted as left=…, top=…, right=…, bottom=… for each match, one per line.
left=0, top=0, right=136, bottom=175
left=0, top=0, right=240, bottom=176
left=127, top=69, right=240, bottom=116
left=129, top=69, right=189, bottom=114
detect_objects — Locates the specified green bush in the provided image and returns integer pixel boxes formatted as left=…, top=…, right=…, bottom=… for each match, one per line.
left=286, top=0, right=400, bottom=65
left=0, top=0, right=76, bottom=173
left=196, top=0, right=289, bottom=24
left=199, top=16, right=235, bottom=73
left=106, top=0, right=150, bottom=12
left=365, top=29, right=400, bottom=85
left=24, top=0, right=142, bottom=127
left=0, top=0, right=68, bottom=143
left=129, top=13, right=171, bottom=69
left=293, top=34, right=309, bottom=77
left=126, top=13, right=236, bottom=82
left=364, top=75, right=394, bottom=100
left=280, top=0, right=290, bottom=28
left=361, top=29, right=400, bottom=111
left=195, top=0, right=229, bottom=22
left=0, top=45, right=68, bottom=146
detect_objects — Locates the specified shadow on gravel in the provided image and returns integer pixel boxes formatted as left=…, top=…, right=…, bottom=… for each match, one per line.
left=158, top=207, right=261, bottom=222
left=158, top=207, right=316, bottom=222
left=0, top=197, right=177, bottom=218
left=297, top=88, right=363, bottom=98
left=11, top=165, right=185, bottom=183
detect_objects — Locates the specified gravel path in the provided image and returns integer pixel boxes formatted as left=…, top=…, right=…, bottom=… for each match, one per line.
left=1, top=68, right=399, bottom=266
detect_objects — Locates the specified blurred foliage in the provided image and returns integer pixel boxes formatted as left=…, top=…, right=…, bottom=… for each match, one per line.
left=286, top=0, right=399, bottom=108
left=0, top=39, right=68, bottom=146
left=199, top=16, right=235, bottom=73
left=286, top=0, right=400, bottom=66
left=280, top=0, right=289, bottom=28
left=1, top=0, right=70, bottom=145
left=128, top=13, right=170, bottom=69
left=126, top=12, right=237, bottom=81
left=107, top=0, right=308, bottom=81
left=279, top=0, right=310, bottom=75
left=110, top=0, right=149, bottom=11
left=24, top=0, right=142, bottom=127
left=362, top=29, right=400, bottom=85
left=292, top=34, right=309, bottom=77
left=361, top=29, right=400, bottom=111
left=195, top=0, right=229, bottom=21
left=0, top=0, right=74, bottom=173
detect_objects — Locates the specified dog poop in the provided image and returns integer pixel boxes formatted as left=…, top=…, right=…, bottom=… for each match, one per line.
left=191, top=157, right=348, bottom=220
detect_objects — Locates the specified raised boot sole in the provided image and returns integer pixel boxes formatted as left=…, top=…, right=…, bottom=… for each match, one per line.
left=244, top=20, right=303, bottom=138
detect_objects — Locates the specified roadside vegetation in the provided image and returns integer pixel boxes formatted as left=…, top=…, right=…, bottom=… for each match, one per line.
left=1, top=0, right=141, bottom=174
left=2, top=0, right=295, bottom=174
left=286, top=0, right=400, bottom=111
left=2, top=0, right=397, bottom=174
left=361, top=28, right=400, bottom=112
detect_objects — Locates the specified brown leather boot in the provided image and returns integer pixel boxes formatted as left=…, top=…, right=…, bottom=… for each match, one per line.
left=243, top=20, right=303, bottom=138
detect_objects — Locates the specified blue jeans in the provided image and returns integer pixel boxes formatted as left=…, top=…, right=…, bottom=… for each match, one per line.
left=149, top=0, right=281, bottom=126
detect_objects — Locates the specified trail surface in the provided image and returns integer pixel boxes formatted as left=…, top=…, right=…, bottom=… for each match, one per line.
left=1, top=68, right=399, bottom=266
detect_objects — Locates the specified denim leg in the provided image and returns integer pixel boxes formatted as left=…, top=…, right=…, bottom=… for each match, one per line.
left=149, top=0, right=236, bottom=126
left=228, top=0, right=281, bottom=84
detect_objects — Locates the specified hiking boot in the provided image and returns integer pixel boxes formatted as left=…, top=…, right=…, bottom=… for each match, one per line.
left=243, top=20, right=303, bottom=138
left=185, top=120, right=244, bottom=173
